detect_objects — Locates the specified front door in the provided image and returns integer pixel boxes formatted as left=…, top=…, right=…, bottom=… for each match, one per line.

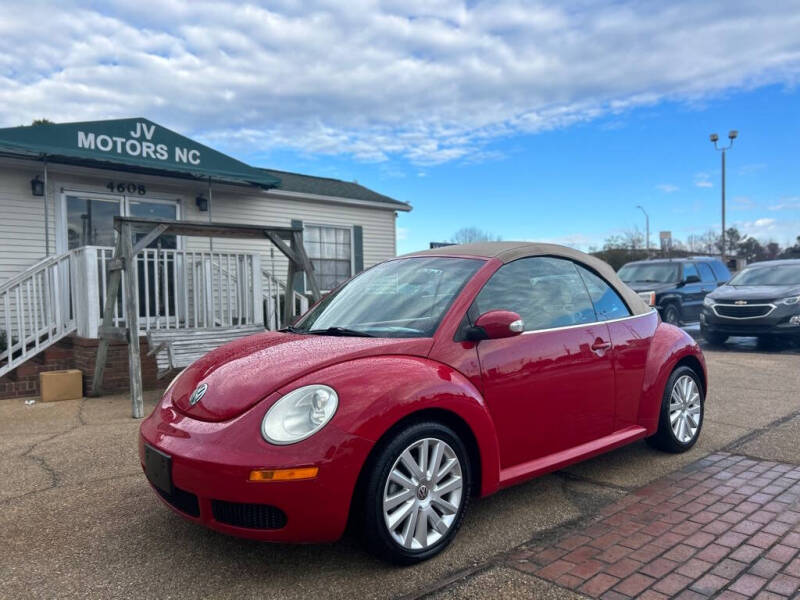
left=471, top=257, right=616, bottom=469
left=63, top=192, right=180, bottom=324
left=127, top=199, right=179, bottom=324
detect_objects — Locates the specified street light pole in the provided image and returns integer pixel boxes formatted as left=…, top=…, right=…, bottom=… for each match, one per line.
left=709, top=130, right=737, bottom=264
left=636, top=205, right=649, bottom=257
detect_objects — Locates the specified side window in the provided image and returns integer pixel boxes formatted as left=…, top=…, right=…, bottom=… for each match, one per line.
left=697, top=262, right=715, bottom=284
left=710, top=260, right=731, bottom=281
left=473, top=257, right=596, bottom=332
left=683, top=263, right=699, bottom=281
left=575, top=265, right=632, bottom=321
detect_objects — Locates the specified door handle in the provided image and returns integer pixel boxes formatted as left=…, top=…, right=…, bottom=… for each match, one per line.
left=591, top=339, right=611, bottom=353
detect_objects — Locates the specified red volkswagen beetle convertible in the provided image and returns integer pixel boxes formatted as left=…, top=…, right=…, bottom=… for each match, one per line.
left=140, top=242, right=706, bottom=564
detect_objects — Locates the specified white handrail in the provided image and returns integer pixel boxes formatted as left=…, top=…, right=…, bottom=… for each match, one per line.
left=1, top=250, right=77, bottom=378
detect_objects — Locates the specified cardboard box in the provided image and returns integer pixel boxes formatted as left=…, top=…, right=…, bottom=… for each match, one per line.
left=39, top=369, right=83, bottom=402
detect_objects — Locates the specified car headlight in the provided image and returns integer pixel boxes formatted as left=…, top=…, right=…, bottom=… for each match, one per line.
left=637, top=291, right=656, bottom=307
left=261, top=384, right=338, bottom=445
left=779, top=295, right=800, bottom=306
left=703, top=296, right=716, bottom=307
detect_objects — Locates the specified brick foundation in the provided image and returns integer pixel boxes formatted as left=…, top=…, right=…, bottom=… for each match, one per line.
left=0, top=335, right=160, bottom=400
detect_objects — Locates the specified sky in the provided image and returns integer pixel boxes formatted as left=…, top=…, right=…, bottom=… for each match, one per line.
left=1, top=0, right=799, bottom=254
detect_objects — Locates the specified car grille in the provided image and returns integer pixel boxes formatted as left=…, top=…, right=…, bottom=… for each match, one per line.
left=714, top=303, right=774, bottom=319
left=155, top=485, right=200, bottom=517
left=211, top=500, right=287, bottom=530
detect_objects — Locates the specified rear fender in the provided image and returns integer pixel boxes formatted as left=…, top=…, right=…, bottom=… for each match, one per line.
left=638, top=323, right=707, bottom=433
left=281, top=356, right=502, bottom=496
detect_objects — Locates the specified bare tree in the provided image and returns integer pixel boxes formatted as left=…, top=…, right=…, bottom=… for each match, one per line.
left=451, top=227, right=502, bottom=244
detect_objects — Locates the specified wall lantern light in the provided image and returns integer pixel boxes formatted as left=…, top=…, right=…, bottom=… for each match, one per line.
left=195, top=195, right=209, bottom=212
left=31, top=175, right=44, bottom=196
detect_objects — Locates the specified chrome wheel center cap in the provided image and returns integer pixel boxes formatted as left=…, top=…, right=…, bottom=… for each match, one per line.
left=417, top=484, right=429, bottom=500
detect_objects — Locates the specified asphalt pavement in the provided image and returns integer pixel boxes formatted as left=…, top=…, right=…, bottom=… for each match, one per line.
left=1, top=335, right=798, bottom=599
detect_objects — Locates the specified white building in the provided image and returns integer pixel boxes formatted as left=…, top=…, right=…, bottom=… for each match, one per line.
left=0, top=118, right=410, bottom=397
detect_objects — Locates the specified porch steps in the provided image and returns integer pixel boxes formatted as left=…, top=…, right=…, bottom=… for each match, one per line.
left=0, top=250, right=77, bottom=380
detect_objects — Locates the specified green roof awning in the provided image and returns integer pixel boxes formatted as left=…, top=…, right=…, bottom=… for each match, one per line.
left=0, top=118, right=280, bottom=188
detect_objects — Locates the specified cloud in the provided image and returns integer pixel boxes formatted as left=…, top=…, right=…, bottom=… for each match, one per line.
left=1, top=1, right=800, bottom=164
left=737, top=163, right=767, bottom=176
left=735, top=216, right=800, bottom=245
left=396, top=227, right=408, bottom=241
left=768, top=197, right=800, bottom=211
left=694, top=172, right=713, bottom=188
left=732, top=195, right=754, bottom=210
left=656, top=184, right=679, bottom=193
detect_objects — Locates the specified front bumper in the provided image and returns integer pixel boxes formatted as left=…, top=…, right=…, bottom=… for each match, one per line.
left=139, top=391, right=373, bottom=543
left=700, top=304, right=800, bottom=337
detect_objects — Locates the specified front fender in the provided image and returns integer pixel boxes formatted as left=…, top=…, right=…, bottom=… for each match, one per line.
left=279, top=356, right=502, bottom=497
left=638, top=323, right=707, bottom=433
left=656, top=292, right=682, bottom=310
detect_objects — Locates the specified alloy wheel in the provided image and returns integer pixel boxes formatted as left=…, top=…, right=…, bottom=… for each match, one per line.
left=382, top=437, right=463, bottom=550
left=669, top=375, right=702, bottom=443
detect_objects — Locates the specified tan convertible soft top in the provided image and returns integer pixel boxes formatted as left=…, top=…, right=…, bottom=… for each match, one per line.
left=403, top=241, right=651, bottom=316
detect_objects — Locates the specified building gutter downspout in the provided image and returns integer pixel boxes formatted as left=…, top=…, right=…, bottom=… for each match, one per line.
left=43, top=157, right=50, bottom=256
left=207, top=177, right=213, bottom=252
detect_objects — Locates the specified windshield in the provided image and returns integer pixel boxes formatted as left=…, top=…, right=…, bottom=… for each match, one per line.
left=728, top=264, right=800, bottom=286
left=618, top=263, right=680, bottom=284
left=292, top=257, right=483, bottom=337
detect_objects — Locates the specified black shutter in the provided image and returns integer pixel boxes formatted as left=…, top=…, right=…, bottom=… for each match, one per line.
left=353, top=225, right=364, bottom=274
left=291, top=219, right=304, bottom=293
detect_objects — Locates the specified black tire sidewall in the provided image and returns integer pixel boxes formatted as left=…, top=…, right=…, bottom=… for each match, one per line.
left=659, top=366, right=704, bottom=451
left=362, top=421, right=471, bottom=565
left=663, top=304, right=680, bottom=325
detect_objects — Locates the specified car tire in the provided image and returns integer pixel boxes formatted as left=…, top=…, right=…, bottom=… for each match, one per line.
left=701, top=328, right=728, bottom=346
left=646, top=366, right=704, bottom=454
left=662, top=304, right=681, bottom=326
left=361, top=421, right=471, bottom=565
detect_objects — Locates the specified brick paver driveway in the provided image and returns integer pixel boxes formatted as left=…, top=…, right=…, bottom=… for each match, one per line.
left=510, top=453, right=800, bottom=599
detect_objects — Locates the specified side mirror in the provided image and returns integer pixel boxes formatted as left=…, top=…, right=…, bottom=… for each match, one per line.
left=467, top=310, right=524, bottom=341
left=685, top=275, right=701, bottom=284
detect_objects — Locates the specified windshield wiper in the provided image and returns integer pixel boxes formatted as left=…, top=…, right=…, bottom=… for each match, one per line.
left=306, top=326, right=374, bottom=337
left=281, top=325, right=305, bottom=334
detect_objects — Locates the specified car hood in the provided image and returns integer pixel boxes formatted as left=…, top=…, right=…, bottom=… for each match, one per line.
left=169, top=332, right=434, bottom=422
left=708, top=284, right=800, bottom=302
left=623, top=281, right=676, bottom=294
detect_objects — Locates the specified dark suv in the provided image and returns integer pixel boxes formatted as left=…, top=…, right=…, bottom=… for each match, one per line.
left=618, top=258, right=731, bottom=325
left=700, top=259, right=800, bottom=344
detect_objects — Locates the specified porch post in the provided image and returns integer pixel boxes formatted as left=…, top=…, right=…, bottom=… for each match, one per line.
left=121, top=221, right=144, bottom=418
left=74, top=248, right=100, bottom=338
left=251, top=253, right=263, bottom=326
left=284, top=239, right=296, bottom=328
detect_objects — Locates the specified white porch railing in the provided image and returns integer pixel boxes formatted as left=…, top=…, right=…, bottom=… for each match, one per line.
left=1, top=251, right=77, bottom=377
left=1, top=245, right=312, bottom=378
left=76, top=246, right=265, bottom=337
left=75, top=246, right=309, bottom=337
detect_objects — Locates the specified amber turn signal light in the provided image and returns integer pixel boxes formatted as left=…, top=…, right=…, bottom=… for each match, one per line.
left=248, top=466, right=319, bottom=482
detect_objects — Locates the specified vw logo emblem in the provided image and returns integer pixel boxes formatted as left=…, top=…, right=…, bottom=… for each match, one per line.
left=189, top=383, right=208, bottom=406
left=417, top=484, right=428, bottom=500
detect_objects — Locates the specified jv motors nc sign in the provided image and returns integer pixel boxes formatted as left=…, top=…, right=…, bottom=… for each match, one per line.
left=77, top=121, right=201, bottom=166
